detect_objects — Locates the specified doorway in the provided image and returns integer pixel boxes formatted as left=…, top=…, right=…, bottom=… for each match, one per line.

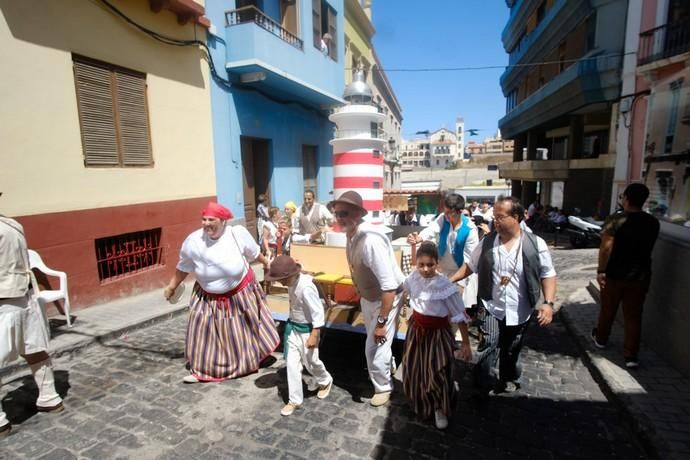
left=242, top=137, right=272, bottom=240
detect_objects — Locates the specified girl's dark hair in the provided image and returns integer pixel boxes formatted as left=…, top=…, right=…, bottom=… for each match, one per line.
left=417, top=241, right=439, bottom=262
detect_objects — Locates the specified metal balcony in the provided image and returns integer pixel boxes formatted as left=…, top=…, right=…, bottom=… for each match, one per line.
left=638, top=19, right=690, bottom=66
left=226, top=6, right=303, bottom=50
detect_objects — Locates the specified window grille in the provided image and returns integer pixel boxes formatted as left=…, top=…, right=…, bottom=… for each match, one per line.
left=95, top=228, right=164, bottom=283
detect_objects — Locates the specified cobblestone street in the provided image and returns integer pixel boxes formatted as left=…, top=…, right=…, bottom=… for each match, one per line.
left=0, top=246, right=647, bottom=459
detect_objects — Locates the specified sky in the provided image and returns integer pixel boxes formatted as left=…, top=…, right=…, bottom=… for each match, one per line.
left=371, top=0, right=510, bottom=141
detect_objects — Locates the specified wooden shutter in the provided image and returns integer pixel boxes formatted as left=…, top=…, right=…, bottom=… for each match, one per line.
left=73, top=60, right=119, bottom=166
left=327, top=5, right=337, bottom=61
left=115, top=70, right=152, bottom=166
left=312, top=0, right=322, bottom=49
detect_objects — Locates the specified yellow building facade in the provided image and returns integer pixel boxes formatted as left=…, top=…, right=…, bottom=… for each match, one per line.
left=0, top=0, right=216, bottom=309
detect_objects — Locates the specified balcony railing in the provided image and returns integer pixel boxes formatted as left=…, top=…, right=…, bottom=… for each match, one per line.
left=639, top=19, right=690, bottom=66
left=226, top=6, right=303, bottom=50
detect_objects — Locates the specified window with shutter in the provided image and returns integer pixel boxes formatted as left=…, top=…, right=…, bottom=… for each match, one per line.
left=73, top=55, right=153, bottom=167
left=312, top=0, right=322, bottom=49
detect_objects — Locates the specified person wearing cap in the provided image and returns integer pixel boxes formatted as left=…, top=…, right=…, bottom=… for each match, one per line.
left=1, top=211, right=64, bottom=436
left=329, top=191, right=405, bottom=407
left=265, top=255, right=333, bottom=416
left=164, top=202, right=279, bottom=383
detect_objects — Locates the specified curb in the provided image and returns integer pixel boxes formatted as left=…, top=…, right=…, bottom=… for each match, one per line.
left=559, top=295, right=666, bottom=460
left=0, top=305, right=189, bottom=382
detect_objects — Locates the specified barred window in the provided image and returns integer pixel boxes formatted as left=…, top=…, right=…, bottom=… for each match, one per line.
left=95, top=228, right=164, bottom=283
left=73, top=55, right=153, bottom=167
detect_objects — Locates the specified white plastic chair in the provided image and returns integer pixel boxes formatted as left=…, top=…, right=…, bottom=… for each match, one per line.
left=28, top=249, right=72, bottom=327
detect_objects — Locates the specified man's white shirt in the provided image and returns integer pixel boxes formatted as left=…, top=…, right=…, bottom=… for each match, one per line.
left=466, top=233, right=556, bottom=326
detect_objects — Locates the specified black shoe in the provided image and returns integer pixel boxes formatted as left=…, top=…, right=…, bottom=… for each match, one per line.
left=491, top=380, right=507, bottom=394
left=491, top=380, right=520, bottom=395
left=591, top=328, right=606, bottom=349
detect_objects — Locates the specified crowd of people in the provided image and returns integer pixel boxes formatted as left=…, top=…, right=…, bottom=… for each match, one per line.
left=1, top=183, right=660, bottom=435
left=159, top=189, right=561, bottom=430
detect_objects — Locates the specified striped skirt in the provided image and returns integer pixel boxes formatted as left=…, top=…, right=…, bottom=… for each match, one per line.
left=185, top=275, right=280, bottom=381
left=402, top=314, right=454, bottom=418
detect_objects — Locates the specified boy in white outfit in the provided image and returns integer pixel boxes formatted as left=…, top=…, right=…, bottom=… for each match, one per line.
left=265, top=255, right=333, bottom=416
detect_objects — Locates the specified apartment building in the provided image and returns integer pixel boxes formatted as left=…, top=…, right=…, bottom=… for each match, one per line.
left=205, top=0, right=345, bottom=237
left=498, top=0, right=627, bottom=215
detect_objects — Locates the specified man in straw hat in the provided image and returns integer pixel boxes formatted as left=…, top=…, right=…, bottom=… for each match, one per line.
left=1, top=195, right=64, bottom=436
left=265, top=255, right=333, bottom=416
left=329, top=191, right=405, bottom=407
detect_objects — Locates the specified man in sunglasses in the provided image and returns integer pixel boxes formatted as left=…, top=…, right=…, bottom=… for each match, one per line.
left=329, top=191, right=405, bottom=407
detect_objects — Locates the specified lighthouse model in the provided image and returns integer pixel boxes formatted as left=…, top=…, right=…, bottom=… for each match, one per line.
left=329, top=69, right=387, bottom=224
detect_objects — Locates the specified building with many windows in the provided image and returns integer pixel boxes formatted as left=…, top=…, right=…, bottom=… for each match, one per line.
left=1, top=0, right=215, bottom=310
left=343, top=0, right=402, bottom=189
left=206, top=0, right=345, bottom=238
left=498, top=0, right=628, bottom=216
left=401, top=127, right=459, bottom=169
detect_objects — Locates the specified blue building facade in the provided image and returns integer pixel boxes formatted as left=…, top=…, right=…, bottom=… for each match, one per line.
left=205, top=0, right=345, bottom=235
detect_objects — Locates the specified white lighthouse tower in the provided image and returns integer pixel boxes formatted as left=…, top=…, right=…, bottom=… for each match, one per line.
left=329, top=70, right=386, bottom=224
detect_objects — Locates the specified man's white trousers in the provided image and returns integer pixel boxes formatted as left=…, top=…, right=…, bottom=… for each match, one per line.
left=360, top=295, right=401, bottom=394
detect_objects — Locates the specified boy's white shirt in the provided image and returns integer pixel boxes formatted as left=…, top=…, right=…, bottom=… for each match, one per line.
left=288, top=273, right=325, bottom=328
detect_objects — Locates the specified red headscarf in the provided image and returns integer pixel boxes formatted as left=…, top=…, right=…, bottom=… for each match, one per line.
left=201, top=202, right=233, bottom=220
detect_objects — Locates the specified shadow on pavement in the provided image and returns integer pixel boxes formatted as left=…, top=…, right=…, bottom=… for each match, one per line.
left=1, top=370, right=70, bottom=425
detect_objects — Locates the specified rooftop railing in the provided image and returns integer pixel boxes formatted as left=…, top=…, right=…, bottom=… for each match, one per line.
left=226, top=6, right=303, bottom=50
left=639, top=18, right=690, bottom=66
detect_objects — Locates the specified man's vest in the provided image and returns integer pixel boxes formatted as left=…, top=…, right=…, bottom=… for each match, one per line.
left=0, top=216, right=31, bottom=298
left=299, top=203, right=323, bottom=234
left=477, top=231, right=542, bottom=309
left=346, top=225, right=403, bottom=302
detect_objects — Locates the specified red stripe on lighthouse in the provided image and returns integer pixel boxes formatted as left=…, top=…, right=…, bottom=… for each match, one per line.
left=333, top=152, right=384, bottom=165
left=362, top=200, right=383, bottom=211
left=334, top=177, right=383, bottom=189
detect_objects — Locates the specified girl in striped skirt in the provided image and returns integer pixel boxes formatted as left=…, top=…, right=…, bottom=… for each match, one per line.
left=164, top=202, right=280, bottom=383
left=402, top=241, right=472, bottom=430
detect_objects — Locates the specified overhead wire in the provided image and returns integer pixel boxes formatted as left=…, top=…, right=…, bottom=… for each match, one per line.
left=95, top=0, right=329, bottom=118
left=351, top=51, right=637, bottom=73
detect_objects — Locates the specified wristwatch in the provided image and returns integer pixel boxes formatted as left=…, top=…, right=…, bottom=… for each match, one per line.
left=543, top=300, right=555, bottom=308
left=376, top=316, right=387, bottom=326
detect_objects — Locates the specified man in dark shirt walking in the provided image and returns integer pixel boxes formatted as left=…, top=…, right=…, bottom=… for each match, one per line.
left=592, top=183, right=660, bottom=368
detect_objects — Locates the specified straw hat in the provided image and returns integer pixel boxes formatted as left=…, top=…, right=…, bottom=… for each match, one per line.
left=264, top=255, right=302, bottom=281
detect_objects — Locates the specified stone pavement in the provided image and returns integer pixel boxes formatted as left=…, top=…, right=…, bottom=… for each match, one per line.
left=0, top=246, right=652, bottom=459
left=1, top=313, right=644, bottom=459
left=557, top=253, right=690, bottom=460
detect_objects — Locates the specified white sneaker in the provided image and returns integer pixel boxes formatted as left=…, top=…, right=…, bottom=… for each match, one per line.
left=183, top=374, right=200, bottom=384
left=434, top=409, right=448, bottom=430
left=280, top=402, right=300, bottom=416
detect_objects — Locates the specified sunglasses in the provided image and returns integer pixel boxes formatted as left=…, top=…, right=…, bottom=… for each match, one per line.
left=334, top=210, right=350, bottom=218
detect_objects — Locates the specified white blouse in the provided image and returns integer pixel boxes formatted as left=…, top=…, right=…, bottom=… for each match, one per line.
left=263, top=220, right=278, bottom=245
left=403, top=271, right=468, bottom=323
left=177, top=226, right=260, bottom=294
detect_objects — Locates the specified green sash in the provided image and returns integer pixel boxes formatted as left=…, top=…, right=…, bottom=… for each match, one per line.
left=283, top=319, right=312, bottom=359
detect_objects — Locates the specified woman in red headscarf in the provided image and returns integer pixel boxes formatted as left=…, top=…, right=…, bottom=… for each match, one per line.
left=164, top=202, right=279, bottom=382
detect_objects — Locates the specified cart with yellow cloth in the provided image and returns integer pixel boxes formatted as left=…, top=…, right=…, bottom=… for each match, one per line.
left=264, top=242, right=412, bottom=340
